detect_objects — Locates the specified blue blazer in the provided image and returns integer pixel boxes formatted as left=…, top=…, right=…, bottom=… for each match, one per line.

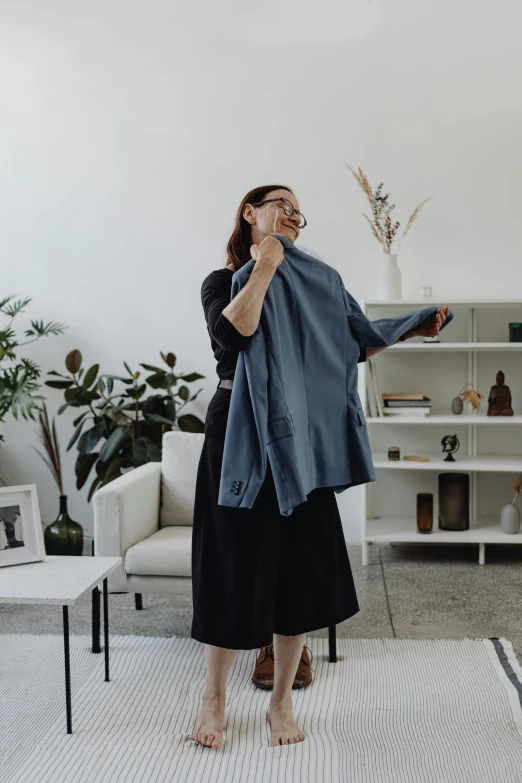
left=218, top=234, right=454, bottom=516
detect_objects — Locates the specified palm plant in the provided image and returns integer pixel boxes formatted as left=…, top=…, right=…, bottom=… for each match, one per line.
left=0, top=294, right=66, bottom=443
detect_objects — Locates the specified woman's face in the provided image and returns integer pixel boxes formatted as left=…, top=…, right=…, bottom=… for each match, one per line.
left=243, top=189, right=302, bottom=247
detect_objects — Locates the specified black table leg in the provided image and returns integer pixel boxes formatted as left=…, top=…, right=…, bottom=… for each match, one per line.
left=103, top=577, right=110, bottom=682
left=92, top=585, right=101, bottom=653
left=91, top=539, right=101, bottom=654
left=63, top=605, right=73, bottom=734
left=328, top=624, right=337, bottom=663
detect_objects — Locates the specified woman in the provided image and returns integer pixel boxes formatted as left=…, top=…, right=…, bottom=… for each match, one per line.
left=191, top=185, right=449, bottom=749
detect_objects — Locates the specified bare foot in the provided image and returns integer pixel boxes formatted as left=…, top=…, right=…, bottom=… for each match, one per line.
left=192, top=693, right=225, bottom=749
left=267, top=698, right=306, bottom=746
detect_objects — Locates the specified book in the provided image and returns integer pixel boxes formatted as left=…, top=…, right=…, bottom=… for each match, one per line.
left=385, top=398, right=431, bottom=408
left=382, top=408, right=431, bottom=417
left=366, top=359, right=378, bottom=417
left=370, top=358, right=384, bottom=417
left=382, top=392, right=426, bottom=401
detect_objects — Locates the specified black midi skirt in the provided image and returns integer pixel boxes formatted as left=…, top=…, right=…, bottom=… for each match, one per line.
left=190, top=384, right=360, bottom=650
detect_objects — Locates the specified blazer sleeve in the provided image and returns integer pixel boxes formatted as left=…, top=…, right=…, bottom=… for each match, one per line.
left=340, top=275, right=454, bottom=347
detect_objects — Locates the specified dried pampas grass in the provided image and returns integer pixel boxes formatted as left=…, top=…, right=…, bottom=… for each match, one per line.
left=345, top=163, right=433, bottom=255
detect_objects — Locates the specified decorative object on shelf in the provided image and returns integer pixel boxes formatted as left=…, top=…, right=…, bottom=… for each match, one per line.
left=500, top=474, right=522, bottom=534
left=438, top=473, right=470, bottom=531
left=452, top=383, right=484, bottom=415
left=441, top=434, right=460, bottom=461
left=345, top=164, right=433, bottom=301
left=509, top=322, right=522, bottom=342
left=417, top=493, right=433, bottom=533
left=404, top=455, right=430, bottom=461
left=487, top=371, right=513, bottom=416
left=416, top=286, right=432, bottom=301
left=45, top=348, right=206, bottom=500
left=388, top=446, right=400, bottom=460
left=0, top=484, right=46, bottom=567
left=32, top=401, right=83, bottom=556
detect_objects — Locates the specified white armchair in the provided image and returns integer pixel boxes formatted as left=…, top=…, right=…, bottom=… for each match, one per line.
left=92, top=430, right=204, bottom=598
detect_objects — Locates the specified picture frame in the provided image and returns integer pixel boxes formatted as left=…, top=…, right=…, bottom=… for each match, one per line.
left=0, top=484, right=46, bottom=568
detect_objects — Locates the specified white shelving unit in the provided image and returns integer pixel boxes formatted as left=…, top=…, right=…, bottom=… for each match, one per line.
left=360, top=298, right=522, bottom=566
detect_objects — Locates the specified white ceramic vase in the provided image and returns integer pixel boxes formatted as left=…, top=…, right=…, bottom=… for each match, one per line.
left=500, top=503, right=521, bottom=534
left=379, top=252, right=402, bottom=300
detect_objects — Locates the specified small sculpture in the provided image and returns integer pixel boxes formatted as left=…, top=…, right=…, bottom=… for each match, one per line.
left=487, top=370, right=513, bottom=416
left=441, top=434, right=460, bottom=462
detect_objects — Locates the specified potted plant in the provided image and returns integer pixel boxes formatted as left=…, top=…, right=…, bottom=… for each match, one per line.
left=0, top=294, right=66, bottom=452
left=33, top=400, right=83, bottom=555
left=346, top=164, right=432, bottom=300
left=45, top=349, right=205, bottom=501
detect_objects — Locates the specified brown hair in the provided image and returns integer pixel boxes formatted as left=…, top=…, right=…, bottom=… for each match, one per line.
left=225, top=184, right=295, bottom=271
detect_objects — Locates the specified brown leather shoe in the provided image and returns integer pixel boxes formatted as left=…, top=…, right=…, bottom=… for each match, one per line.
left=252, top=643, right=275, bottom=689
left=252, top=642, right=314, bottom=690
left=293, top=644, right=313, bottom=689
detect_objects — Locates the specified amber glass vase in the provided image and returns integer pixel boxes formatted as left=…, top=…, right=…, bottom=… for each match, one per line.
left=44, top=495, right=83, bottom=555
left=417, top=493, right=433, bottom=533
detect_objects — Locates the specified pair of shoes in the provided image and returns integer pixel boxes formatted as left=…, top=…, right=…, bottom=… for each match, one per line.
left=251, top=642, right=314, bottom=690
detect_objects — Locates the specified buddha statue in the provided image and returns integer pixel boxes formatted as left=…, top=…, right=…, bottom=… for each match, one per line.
left=487, top=370, right=513, bottom=416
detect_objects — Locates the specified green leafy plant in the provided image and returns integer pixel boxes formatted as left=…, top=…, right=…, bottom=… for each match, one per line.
left=0, top=295, right=67, bottom=443
left=45, top=349, right=205, bottom=500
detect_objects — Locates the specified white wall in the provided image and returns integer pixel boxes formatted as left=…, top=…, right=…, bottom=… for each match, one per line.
left=0, top=0, right=521, bottom=541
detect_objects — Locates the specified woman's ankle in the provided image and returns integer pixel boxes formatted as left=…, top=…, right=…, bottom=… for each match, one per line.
left=201, top=689, right=226, bottom=703
left=269, top=693, right=293, bottom=711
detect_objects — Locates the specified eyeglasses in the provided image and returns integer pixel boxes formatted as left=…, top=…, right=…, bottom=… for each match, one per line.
left=251, top=197, right=307, bottom=229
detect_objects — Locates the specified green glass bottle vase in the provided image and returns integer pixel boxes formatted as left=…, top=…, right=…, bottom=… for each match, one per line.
left=44, top=495, right=83, bottom=555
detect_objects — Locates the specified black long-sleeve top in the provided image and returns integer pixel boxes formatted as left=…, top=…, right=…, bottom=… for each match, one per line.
left=201, top=267, right=366, bottom=380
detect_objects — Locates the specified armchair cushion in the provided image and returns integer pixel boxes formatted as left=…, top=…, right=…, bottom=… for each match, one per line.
left=125, top=525, right=192, bottom=577
left=159, top=431, right=205, bottom=528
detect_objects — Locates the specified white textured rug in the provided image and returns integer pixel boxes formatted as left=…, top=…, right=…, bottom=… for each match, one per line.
left=1, top=633, right=522, bottom=783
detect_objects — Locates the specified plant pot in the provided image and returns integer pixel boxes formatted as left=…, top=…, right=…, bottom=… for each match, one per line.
left=379, top=253, right=402, bottom=300
left=44, top=494, right=83, bottom=555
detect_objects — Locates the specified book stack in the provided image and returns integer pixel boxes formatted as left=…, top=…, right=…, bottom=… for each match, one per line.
left=366, top=357, right=432, bottom=417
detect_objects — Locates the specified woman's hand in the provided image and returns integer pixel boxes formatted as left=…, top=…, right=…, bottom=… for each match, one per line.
left=410, top=306, right=450, bottom=338
left=251, top=235, right=284, bottom=269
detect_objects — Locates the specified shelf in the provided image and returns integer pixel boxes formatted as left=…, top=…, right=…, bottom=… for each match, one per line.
left=367, top=413, right=522, bottom=424
left=365, top=517, right=522, bottom=544
left=372, top=453, right=522, bottom=471
left=387, top=342, right=522, bottom=350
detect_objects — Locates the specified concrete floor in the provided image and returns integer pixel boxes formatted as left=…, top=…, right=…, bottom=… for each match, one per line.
left=1, top=537, right=521, bottom=660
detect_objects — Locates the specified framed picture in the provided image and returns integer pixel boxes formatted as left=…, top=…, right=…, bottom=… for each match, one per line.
left=0, top=484, right=46, bottom=568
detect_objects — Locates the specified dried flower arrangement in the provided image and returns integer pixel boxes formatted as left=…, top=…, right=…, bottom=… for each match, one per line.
left=458, top=383, right=484, bottom=411
left=346, top=164, right=432, bottom=254
left=511, top=474, right=522, bottom=505
left=32, top=400, right=64, bottom=494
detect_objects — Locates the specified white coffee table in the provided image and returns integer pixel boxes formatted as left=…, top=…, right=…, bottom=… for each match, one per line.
left=0, top=554, right=121, bottom=734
